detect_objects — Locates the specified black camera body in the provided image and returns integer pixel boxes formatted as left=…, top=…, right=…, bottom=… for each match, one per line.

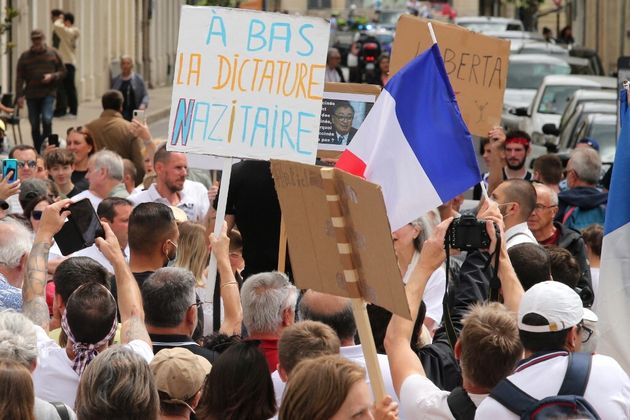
left=445, top=215, right=491, bottom=251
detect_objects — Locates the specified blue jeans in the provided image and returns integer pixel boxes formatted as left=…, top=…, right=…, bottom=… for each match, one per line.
left=27, top=95, right=55, bottom=153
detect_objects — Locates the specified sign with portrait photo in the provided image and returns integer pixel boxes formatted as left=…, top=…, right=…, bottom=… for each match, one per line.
left=318, top=83, right=381, bottom=155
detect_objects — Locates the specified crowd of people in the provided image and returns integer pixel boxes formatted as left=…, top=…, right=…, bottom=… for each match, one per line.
left=0, top=8, right=629, bottom=420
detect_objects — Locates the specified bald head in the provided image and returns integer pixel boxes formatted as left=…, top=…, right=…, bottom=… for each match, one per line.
left=298, top=290, right=356, bottom=342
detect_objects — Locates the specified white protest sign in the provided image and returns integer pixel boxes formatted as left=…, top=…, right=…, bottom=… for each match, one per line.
left=167, top=6, right=330, bottom=164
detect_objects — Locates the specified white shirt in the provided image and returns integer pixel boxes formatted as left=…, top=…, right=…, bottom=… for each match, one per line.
left=475, top=352, right=630, bottom=419
left=402, top=251, right=446, bottom=327
left=400, top=374, right=487, bottom=420
left=129, top=180, right=209, bottom=223
left=32, top=325, right=153, bottom=409
left=325, top=67, right=342, bottom=82
left=6, top=193, right=21, bottom=214
left=504, top=222, right=537, bottom=249
left=71, top=244, right=130, bottom=273
left=71, top=189, right=102, bottom=211
left=271, top=345, right=400, bottom=417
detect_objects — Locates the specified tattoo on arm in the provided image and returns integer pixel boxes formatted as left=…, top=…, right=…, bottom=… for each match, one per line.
left=123, top=316, right=151, bottom=346
left=23, top=242, right=52, bottom=330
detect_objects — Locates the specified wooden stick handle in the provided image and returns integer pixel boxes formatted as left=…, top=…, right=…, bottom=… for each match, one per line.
left=278, top=217, right=287, bottom=272
left=320, top=167, right=386, bottom=402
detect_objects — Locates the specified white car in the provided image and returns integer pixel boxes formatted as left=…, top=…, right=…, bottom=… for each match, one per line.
left=517, top=75, right=616, bottom=146
left=502, top=54, right=571, bottom=131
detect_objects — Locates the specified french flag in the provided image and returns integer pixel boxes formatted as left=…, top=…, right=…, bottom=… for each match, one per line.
left=336, top=43, right=481, bottom=231
left=593, top=88, right=630, bottom=371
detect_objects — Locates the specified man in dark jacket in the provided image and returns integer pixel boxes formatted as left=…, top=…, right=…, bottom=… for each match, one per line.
left=528, top=182, right=594, bottom=306
left=556, top=148, right=607, bottom=230
left=16, top=30, right=66, bottom=152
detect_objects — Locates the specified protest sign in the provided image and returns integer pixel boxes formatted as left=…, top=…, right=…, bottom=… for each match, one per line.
left=271, top=159, right=410, bottom=401
left=390, top=15, right=510, bottom=137
left=167, top=6, right=330, bottom=164
left=271, top=159, right=410, bottom=317
left=318, top=83, right=381, bottom=154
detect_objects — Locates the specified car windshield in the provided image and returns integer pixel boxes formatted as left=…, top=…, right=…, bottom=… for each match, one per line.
left=374, top=33, right=394, bottom=45
left=537, top=85, right=588, bottom=115
left=590, top=121, right=617, bottom=163
left=507, top=61, right=570, bottom=89
left=380, top=12, right=402, bottom=25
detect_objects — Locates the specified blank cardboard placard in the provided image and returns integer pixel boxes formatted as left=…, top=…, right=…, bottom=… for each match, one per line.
left=271, top=159, right=410, bottom=319
left=390, top=15, right=510, bottom=137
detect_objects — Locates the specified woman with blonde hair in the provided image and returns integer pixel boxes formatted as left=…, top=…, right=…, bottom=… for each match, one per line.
left=175, top=221, right=243, bottom=336
left=0, top=359, right=36, bottom=420
left=279, top=355, right=398, bottom=420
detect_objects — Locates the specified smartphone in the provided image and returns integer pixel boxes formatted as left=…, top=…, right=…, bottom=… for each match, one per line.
left=54, top=199, right=105, bottom=256
left=133, top=109, right=146, bottom=123
left=48, top=134, right=59, bottom=148
left=2, top=159, right=18, bottom=183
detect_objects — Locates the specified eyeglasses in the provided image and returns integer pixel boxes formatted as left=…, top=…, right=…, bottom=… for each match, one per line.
left=189, top=300, right=213, bottom=309
left=563, top=168, right=575, bottom=178
left=17, top=160, right=37, bottom=169
left=578, top=321, right=594, bottom=343
left=32, top=210, right=43, bottom=220
left=533, top=203, right=558, bottom=212
left=333, top=114, right=353, bottom=121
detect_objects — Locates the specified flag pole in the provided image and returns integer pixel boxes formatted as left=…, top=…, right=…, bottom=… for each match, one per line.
left=428, top=22, right=437, bottom=44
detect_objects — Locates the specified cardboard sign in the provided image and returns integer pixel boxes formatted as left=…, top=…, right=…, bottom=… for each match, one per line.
left=167, top=6, right=330, bottom=164
left=390, top=16, right=510, bottom=137
left=271, top=159, right=410, bottom=319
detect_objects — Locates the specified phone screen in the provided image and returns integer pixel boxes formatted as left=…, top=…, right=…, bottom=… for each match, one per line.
left=68, top=199, right=104, bottom=246
left=2, top=159, right=18, bottom=183
left=48, top=134, right=59, bottom=147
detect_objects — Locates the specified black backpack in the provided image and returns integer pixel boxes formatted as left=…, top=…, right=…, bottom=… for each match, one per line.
left=489, top=352, right=601, bottom=420
left=447, top=386, right=476, bottom=420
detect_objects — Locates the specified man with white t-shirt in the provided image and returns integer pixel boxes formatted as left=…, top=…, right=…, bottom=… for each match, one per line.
left=129, top=144, right=208, bottom=223
left=477, top=281, right=630, bottom=418
left=22, top=199, right=153, bottom=409
left=384, top=215, right=524, bottom=420
left=295, top=290, right=399, bottom=404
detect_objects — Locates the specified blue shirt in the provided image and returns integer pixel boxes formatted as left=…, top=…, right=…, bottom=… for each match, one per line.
left=0, top=273, right=22, bottom=311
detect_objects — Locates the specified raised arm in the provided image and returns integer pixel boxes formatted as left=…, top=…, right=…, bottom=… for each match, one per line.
left=96, top=223, right=151, bottom=346
left=23, top=199, right=72, bottom=332
left=210, top=222, right=243, bottom=335
left=486, top=126, right=507, bottom=194
left=384, top=218, right=452, bottom=396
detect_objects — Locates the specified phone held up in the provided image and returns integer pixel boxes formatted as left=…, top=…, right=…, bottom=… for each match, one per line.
left=133, top=109, right=146, bottom=124
left=2, top=158, right=18, bottom=183
left=54, top=198, right=105, bottom=256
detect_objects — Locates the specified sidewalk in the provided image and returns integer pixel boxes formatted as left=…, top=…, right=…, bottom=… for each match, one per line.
left=11, top=86, right=174, bottom=147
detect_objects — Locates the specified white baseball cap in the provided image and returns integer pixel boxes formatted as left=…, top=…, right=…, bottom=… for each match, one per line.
left=518, top=281, right=584, bottom=333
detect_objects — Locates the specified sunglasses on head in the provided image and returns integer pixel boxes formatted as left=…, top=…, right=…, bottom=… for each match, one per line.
left=17, top=160, right=37, bottom=169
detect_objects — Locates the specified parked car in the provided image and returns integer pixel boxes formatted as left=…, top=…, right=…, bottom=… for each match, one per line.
left=556, top=89, right=617, bottom=132
left=377, top=10, right=407, bottom=31
left=455, top=16, right=524, bottom=32
left=553, top=102, right=616, bottom=152
left=510, top=40, right=568, bottom=56
left=485, top=30, right=544, bottom=41
left=574, top=113, right=617, bottom=163
left=502, top=54, right=571, bottom=131
left=569, top=46, right=605, bottom=76
left=515, top=75, right=616, bottom=146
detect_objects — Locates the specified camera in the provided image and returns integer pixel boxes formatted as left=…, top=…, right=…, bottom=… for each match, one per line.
left=445, top=215, right=492, bottom=251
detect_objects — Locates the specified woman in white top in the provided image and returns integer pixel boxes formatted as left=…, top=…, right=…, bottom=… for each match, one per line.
left=392, top=215, right=447, bottom=334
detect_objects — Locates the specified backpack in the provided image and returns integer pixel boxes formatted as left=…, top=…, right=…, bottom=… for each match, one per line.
left=489, top=352, right=601, bottom=420
left=50, top=401, right=70, bottom=420
left=447, top=386, right=476, bottom=420
left=562, top=205, right=605, bottom=231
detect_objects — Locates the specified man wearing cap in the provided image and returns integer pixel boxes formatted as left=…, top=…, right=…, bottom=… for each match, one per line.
left=527, top=183, right=594, bottom=306
left=150, top=347, right=211, bottom=419
left=476, top=281, right=630, bottom=418
left=487, top=129, right=533, bottom=195
left=16, top=30, right=66, bottom=153
left=575, top=137, right=600, bottom=152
